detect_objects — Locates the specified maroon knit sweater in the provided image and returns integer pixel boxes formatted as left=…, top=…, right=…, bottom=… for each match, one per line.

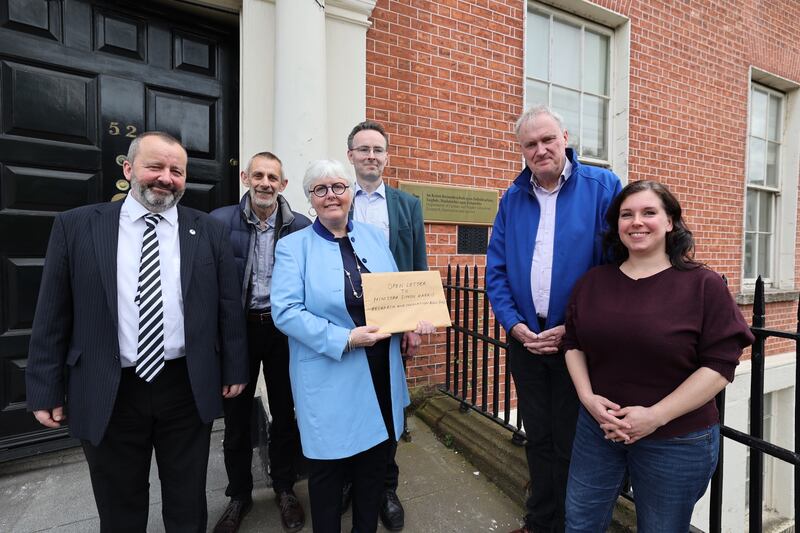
left=562, top=264, right=755, bottom=439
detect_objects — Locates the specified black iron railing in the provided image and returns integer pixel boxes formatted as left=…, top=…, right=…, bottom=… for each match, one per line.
left=440, top=265, right=798, bottom=531
left=708, top=276, right=800, bottom=533
left=440, top=264, right=524, bottom=443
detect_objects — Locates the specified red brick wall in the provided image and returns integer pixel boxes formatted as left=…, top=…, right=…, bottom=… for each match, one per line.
left=365, top=0, right=800, bottom=387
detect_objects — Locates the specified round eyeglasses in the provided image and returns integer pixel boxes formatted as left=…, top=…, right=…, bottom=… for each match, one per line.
left=309, top=183, right=349, bottom=197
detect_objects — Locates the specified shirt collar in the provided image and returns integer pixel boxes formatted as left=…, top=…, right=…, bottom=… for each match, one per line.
left=530, top=158, right=572, bottom=193
left=354, top=180, right=386, bottom=199
left=122, top=193, right=178, bottom=226
left=312, top=218, right=354, bottom=241
left=245, top=197, right=277, bottom=229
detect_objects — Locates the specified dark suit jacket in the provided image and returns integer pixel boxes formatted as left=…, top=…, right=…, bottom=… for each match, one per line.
left=26, top=201, right=249, bottom=445
left=384, top=184, right=428, bottom=272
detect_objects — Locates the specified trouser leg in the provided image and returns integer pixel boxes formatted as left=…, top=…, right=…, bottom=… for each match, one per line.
left=81, top=369, right=153, bottom=533
left=307, top=457, right=347, bottom=533
left=509, top=339, right=578, bottom=532
left=262, top=319, right=301, bottom=492
left=152, top=358, right=213, bottom=533
left=351, top=440, right=392, bottom=533
left=383, top=440, right=399, bottom=490
left=628, top=425, right=719, bottom=532
left=565, top=408, right=626, bottom=533
left=221, top=322, right=264, bottom=501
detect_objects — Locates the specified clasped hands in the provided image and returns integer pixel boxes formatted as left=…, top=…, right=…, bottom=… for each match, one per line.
left=349, top=320, right=436, bottom=357
left=511, top=323, right=564, bottom=354
left=583, top=394, right=665, bottom=445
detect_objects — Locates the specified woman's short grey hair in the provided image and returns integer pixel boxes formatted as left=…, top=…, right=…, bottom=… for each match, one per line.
left=302, top=159, right=354, bottom=199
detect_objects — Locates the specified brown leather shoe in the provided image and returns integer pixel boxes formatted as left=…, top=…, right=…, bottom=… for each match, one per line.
left=276, top=489, right=305, bottom=532
left=212, top=499, right=252, bottom=533
left=508, top=527, right=532, bottom=533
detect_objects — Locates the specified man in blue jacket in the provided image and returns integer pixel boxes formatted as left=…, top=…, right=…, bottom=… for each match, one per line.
left=487, top=106, right=621, bottom=533
left=210, top=152, right=311, bottom=533
left=345, top=120, right=428, bottom=531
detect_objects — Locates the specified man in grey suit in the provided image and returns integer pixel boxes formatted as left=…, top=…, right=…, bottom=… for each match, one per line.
left=26, top=131, right=249, bottom=533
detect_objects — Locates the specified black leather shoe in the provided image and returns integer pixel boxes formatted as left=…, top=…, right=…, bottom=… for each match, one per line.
left=379, top=489, right=404, bottom=531
left=212, top=499, right=252, bottom=533
left=276, top=489, right=305, bottom=532
left=341, top=481, right=352, bottom=515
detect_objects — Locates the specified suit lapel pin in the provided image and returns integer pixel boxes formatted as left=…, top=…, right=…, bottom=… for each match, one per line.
left=189, top=229, right=196, bottom=235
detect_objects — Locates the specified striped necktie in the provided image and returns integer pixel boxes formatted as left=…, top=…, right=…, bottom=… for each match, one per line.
left=135, top=213, right=165, bottom=382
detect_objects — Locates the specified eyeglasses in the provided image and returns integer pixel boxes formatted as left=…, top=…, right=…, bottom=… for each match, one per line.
left=309, top=183, right=349, bottom=197
left=350, top=146, right=386, bottom=156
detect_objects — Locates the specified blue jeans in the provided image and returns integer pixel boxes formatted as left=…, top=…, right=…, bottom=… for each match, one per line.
left=566, top=407, right=719, bottom=533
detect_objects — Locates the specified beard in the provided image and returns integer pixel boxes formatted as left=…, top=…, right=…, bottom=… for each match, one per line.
left=250, top=188, right=277, bottom=212
left=130, top=175, right=184, bottom=213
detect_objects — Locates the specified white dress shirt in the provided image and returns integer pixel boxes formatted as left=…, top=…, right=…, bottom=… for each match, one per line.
left=117, top=194, right=185, bottom=367
left=353, top=181, right=391, bottom=244
left=530, top=159, right=572, bottom=320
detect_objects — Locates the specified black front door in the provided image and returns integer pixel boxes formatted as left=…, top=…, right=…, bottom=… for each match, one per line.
left=0, top=0, right=238, bottom=457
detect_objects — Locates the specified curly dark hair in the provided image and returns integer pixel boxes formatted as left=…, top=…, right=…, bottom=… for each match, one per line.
left=603, top=180, right=700, bottom=270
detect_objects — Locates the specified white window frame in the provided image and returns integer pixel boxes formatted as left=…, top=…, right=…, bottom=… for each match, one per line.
left=525, top=3, right=614, bottom=167
left=525, top=0, right=630, bottom=180
left=743, top=69, right=800, bottom=291
left=745, top=84, right=783, bottom=285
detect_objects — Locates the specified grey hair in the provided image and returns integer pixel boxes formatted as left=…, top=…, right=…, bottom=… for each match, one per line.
left=302, top=160, right=355, bottom=199
left=246, top=151, right=285, bottom=182
left=126, top=131, right=184, bottom=164
left=514, top=105, right=566, bottom=137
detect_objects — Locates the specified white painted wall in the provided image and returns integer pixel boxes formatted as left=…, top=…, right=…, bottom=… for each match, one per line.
left=691, top=352, right=796, bottom=532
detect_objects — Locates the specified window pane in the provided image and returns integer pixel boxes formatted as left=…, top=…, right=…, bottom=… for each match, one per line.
left=766, top=142, right=779, bottom=187
left=552, top=86, right=580, bottom=150
left=552, top=20, right=580, bottom=89
left=748, top=137, right=765, bottom=185
left=526, top=11, right=549, bottom=80
left=758, top=191, right=772, bottom=231
left=745, top=189, right=757, bottom=231
left=583, top=94, right=607, bottom=159
left=757, top=233, right=770, bottom=277
left=751, top=88, right=768, bottom=138
left=583, top=30, right=609, bottom=95
left=526, top=79, right=549, bottom=108
left=768, top=94, right=781, bottom=142
left=744, top=233, right=755, bottom=279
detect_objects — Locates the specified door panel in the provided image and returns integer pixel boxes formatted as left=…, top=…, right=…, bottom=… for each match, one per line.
left=0, top=0, right=238, bottom=456
left=2, top=60, right=99, bottom=145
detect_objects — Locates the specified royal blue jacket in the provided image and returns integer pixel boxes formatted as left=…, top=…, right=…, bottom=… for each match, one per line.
left=486, top=149, right=621, bottom=333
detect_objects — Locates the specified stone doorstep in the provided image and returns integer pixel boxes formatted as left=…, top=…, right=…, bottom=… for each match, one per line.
left=412, top=391, right=636, bottom=532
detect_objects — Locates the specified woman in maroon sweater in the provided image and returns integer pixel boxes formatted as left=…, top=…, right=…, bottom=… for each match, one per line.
left=562, top=180, right=753, bottom=532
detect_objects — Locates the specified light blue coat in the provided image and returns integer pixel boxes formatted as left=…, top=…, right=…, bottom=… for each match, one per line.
left=271, top=220, right=410, bottom=460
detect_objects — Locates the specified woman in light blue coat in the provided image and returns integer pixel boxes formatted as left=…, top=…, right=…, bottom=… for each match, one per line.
left=271, top=159, right=432, bottom=533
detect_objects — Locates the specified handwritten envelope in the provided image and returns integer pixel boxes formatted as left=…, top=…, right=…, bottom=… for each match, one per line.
left=361, top=271, right=452, bottom=334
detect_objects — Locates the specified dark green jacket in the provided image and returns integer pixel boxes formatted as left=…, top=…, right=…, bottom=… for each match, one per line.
left=385, top=184, right=428, bottom=272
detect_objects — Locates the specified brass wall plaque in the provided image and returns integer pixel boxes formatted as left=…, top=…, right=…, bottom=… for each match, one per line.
left=398, top=181, right=498, bottom=225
